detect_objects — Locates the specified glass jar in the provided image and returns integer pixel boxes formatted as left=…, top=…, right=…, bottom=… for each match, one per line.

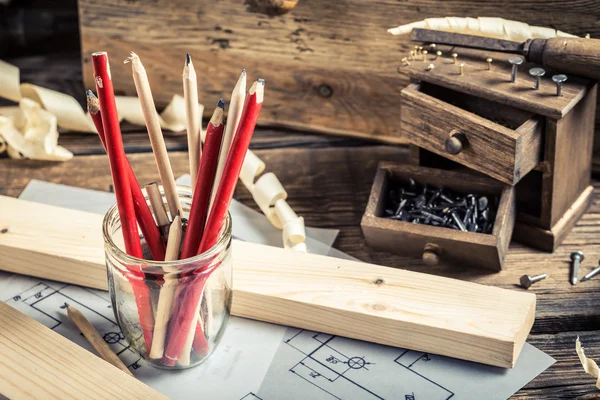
left=103, top=186, right=232, bottom=369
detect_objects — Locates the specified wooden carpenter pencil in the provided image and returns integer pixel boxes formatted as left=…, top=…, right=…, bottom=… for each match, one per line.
left=67, top=304, right=134, bottom=376
left=183, top=53, right=202, bottom=190
left=209, top=70, right=246, bottom=209
left=125, top=52, right=183, bottom=219
left=149, top=212, right=182, bottom=359
left=92, top=52, right=155, bottom=353
left=179, top=100, right=225, bottom=260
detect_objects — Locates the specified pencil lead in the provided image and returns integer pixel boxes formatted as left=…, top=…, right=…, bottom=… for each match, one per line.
left=186, top=52, right=191, bottom=66
left=241, top=69, right=246, bottom=75
left=257, top=78, right=265, bottom=84
left=86, top=89, right=96, bottom=98
left=217, top=99, right=225, bottom=108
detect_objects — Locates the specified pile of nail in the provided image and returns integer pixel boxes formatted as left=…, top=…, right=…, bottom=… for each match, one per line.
left=383, top=178, right=498, bottom=234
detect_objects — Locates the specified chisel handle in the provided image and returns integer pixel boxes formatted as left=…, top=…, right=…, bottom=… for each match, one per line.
left=527, top=37, right=600, bottom=80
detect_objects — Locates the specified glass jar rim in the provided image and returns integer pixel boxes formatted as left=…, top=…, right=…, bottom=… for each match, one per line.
left=102, top=186, right=232, bottom=274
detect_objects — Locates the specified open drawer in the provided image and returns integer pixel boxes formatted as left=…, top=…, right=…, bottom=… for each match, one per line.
left=401, top=82, right=543, bottom=185
left=361, top=162, right=516, bottom=271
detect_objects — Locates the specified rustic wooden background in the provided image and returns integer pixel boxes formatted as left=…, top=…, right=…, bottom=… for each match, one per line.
left=2, top=1, right=600, bottom=398
left=78, top=0, right=600, bottom=172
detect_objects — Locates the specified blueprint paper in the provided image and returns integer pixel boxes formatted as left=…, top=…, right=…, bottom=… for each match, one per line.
left=7, top=180, right=555, bottom=399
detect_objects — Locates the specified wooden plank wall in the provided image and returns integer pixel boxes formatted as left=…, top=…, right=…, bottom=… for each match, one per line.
left=79, top=0, right=600, bottom=153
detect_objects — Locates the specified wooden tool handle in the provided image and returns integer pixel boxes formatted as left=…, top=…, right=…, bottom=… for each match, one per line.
left=528, top=38, right=600, bottom=80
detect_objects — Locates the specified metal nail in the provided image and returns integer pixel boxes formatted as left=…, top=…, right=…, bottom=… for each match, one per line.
left=508, top=56, right=524, bottom=83
left=429, top=43, right=436, bottom=51
left=581, top=266, right=600, bottom=282
left=451, top=211, right=467, bottom=232
left=459, top=63, right=465, bottom=76
left=426, top=63, right=435, bottom=71
left=395, top=199, right=408, bottom=215
left=552, top=74, right=567, bottom=96
left=529, top=67, right=545, bottom=90
left=422, top=50, right=428, bottom=62
left=452, top=53, right=458, bottom=64
left=570, top=251, right=584, bottom=285
left=520, top=274, right=548, bottom=289
left=486, top=57, right=493, bottom=70
left=409, top=50, right=415, bottom=61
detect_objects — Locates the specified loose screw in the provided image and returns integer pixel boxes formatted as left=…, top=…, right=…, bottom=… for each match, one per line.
left=552, top=74, right=567, bottom=97
left=520, top=274, right=548, bottom=289
left=581, top=266, right=600, bottom=282
left=529, top=67, right=545, bottom=90
left=509, top=56, right=524, bottom=83
left=570, top=251, right=584, bottom=285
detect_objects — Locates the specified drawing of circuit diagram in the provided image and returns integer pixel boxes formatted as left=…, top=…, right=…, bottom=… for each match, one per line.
left=283, top=329, right=454, bottom=400
left=2, top=276, right=143, bottom=372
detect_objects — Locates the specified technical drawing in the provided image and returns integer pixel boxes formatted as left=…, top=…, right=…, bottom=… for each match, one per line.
left=3, top=279, right=143, bottom=371
left=282, top=329, right=454, bottom=400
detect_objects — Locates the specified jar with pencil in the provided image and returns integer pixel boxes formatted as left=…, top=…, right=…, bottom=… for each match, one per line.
left=88, top=51, right=264, bottom=369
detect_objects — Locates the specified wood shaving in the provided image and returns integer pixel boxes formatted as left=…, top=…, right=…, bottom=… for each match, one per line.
left=388, top=17, right=577, bottom=42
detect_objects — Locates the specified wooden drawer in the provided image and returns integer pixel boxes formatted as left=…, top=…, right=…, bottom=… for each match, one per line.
left=361, top=162, right=516, bottom=271
left=401, top=83, right=543, bottom=185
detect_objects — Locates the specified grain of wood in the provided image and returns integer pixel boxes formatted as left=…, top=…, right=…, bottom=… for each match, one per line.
left=0, top=195, right=535, bottom=367
left=0, top=302, right=168, bottom=399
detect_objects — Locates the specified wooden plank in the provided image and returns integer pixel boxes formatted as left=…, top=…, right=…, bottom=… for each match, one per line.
left=0, top=301, right=168, bottom=400
left=0, top=195, right=535, bottom=368
left=2, top=149, right=600, bottom=338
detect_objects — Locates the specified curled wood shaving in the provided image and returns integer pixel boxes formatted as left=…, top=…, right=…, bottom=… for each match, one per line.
left=388, top=17, right=577, bottom=42
left=576, top=336, right=600, bottom=389
left=0, top=59, right=195, bottom=161
left=240, top=149, right=307, bottom=252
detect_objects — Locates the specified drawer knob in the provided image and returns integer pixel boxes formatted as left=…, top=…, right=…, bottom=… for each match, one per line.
left=422, top=243, right=442, bottom=266
left=445, top=131, right=468, bottom=155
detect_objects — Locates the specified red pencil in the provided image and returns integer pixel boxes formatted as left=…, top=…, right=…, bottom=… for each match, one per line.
left=87, top=90, right=166, bottom=262
left=179, top=100, right=225, bottom=259
left=163, top=80, right=265, bottom=362
left=92, top=52, right=154, bottom=352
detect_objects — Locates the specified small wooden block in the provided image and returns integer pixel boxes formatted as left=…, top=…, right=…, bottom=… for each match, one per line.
left=0, top=301, right=167, bottom=399
left=0, top=195, right=535, bottom=368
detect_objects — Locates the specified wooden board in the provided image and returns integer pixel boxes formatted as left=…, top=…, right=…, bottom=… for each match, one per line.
left=0, top=301, right=167, bottom=399
left=0, top=195, right=535, bottom=368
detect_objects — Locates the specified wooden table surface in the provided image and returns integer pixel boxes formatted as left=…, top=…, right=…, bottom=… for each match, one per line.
left=3, top=51, right=600, bottom=399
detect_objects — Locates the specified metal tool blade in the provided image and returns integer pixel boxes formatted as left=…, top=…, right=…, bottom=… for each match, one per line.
left=411, top=28, right=525, bottom=54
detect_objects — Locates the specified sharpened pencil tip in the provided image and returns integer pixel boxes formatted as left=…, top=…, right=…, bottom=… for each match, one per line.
left=217, top=99, right=225, bottom=108
left=86, top=90, right=96, bottom=98
left=257, top=78, right=265, bottom=84
left=186, top=52, right=191, bottom=65
left=242, top=69, right=246, bottom=75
